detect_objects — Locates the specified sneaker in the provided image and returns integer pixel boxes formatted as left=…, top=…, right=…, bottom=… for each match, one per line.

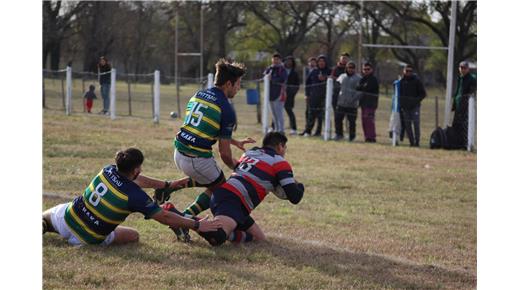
left=290, top=129, right=297, bottom=135
left=303, top=133, right=310, bottom=137
left=312, top=132, right=321, bottom=137
left=333, top=135, right=343, bottom=141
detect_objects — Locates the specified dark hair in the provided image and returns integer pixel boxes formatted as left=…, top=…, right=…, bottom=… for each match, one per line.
left=341, top=52, right=351, bottom=58
left=89, top=84, right=95, bottom=91
left=115, top=148, right=144, bottom=174
left=347, top=61, right=356, bottom=68
left=308, top=57, right=317, bottom=62
left=214, top=58, right=246, bottom=86
left=363, top=62, right=373, bottom=68
left=272, top=53, right=282, bottom=58
left=284, top=56, right=296, bottom=69
left=405, top=64, right=413, bottom=69
left=262, top=132, right=288, bottom=149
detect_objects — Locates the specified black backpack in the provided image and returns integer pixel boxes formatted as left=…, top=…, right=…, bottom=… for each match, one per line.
left=430, top=126, right=466, bottom=150
left=429, top=127, right=447, bottom=149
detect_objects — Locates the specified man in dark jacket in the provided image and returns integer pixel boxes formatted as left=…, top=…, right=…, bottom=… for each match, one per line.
left=302, top=55, right=331, bottom=137
left=399, top=65, right=427, bottom=147
left=264, top=53, right=288, bottom=133
left=98, top=56, right=112, bottom=115
left=357, top=62, right=379, bottom=142
left=451, top=61, right=477, bottom=148
left=284, top=56, right=300, bottom=135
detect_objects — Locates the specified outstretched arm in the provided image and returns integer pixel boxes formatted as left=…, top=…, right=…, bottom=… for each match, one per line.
left=218, top=139, right=238, bottom=170
left=151, top=210, right=222, bottom=232
left=134, top=175, right=190, bottom=190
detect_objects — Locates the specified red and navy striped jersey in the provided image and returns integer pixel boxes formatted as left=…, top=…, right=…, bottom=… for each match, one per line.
left=220, top=147, right=296, bottom=212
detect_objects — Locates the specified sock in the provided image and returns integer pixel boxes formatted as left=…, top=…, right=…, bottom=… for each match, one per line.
left=183, top=192, right=211, bottom=217
left=228, top=230, right=254, bottom=243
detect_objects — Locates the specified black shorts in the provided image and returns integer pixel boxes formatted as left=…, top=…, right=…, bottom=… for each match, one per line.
left=210, top=188, right=255, bottom=231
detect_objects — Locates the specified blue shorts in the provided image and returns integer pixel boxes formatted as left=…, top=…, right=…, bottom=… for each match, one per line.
left=210, top=188, right=255, bottom=231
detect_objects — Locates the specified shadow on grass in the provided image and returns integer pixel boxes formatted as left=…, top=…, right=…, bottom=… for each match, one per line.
left=255, top=236, right=476, bottom=289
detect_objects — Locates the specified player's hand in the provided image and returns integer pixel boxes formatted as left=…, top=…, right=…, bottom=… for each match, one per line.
left=197, top=216, right=223, bottom=232
left=233, top=137, right=256, bottom=151
left=171, top=177, right=190, bottom=189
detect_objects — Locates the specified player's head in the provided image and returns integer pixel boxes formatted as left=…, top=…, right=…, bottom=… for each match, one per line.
left=89, top=84, right=95, bottom=91
left=214, top=58, right=246, bottom=99
left=99, top=56, right=108, bottom=65
left=115, top=147, right=144, bottom=180
left=346, top=61, right=356, bottom=74
left=262, top=132, right=288, bottom=157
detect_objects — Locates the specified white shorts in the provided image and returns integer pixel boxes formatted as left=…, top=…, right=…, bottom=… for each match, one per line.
left=49, top=203, right=115, bottom=246
left=174, top=149, right=223, bottom=186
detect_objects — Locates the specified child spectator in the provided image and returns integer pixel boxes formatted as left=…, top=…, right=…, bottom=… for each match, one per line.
left=83, top=84, right=97, bottom=113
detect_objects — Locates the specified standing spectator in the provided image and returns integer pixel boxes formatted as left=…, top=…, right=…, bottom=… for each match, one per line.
left=302, top=55, right=331, bottom=137
left=284, top=56, right=300, bottom=135
left=334, top=61, right=361, bottom=141
left=330, top=53, right=350, bottom=110
left=357, top=62, right=379, bottom=143
left=299, top=57, right=317, bottom=136
left=398, top=64, right=427, bottom=147
left=83, top=84, right=97, bottom=113
left=264, top=53, right=287, bottom=134
left=98, top=56, right=111, bottom=115
left=451, top=61, right=477, bottom=148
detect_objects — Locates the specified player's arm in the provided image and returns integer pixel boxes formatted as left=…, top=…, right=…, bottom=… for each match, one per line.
left=134, top=175, right=189, bottom=190
left=282, top=182, right=304, bottom=205
left=150, top=210, right=221, bottom=232
left=218, top=138, right=238, bottom=170
left=230, top=137, right=256, bottom=151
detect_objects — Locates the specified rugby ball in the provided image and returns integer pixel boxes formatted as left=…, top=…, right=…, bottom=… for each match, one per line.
left=272, top=185, right=288, bottom=200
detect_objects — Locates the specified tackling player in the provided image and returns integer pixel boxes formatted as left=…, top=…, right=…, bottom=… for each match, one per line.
left=158, top=58, right=255, bottom=242
left=193, top=132, right=304, bottom=246
left=42, top=148, right=221, bottom=246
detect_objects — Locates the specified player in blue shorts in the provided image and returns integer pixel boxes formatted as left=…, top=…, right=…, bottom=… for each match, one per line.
left=195, top=132, right=305, bottom=246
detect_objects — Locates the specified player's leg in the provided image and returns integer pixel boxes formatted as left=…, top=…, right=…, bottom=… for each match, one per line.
left=109, top=226, right=139, bottom=245
left=228, top=216, right=260, bottom=244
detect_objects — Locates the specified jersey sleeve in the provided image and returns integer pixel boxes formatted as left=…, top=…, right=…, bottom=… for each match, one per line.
left=218, top=101, right=236, bottom=139
left=273, top=160, right=296, bottom=187
left=127, top=187, right=162, bottom=219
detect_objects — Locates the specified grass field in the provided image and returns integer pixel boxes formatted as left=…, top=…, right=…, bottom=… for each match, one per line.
left=43, top=80, right=476, bottom=289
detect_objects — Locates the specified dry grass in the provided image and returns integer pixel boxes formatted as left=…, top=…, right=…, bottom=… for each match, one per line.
left=43, top=80, right=475, bottom=289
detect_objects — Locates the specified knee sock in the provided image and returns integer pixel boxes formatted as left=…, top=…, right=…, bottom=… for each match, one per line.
left=227, top=230, right=254, bottom=244
left=183, top=192, right=211, bottom=217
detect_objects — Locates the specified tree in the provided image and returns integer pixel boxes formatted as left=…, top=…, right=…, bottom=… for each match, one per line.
left=244, top=2, right=321, bottom=56
left=43, top=1, right=85, bottom=69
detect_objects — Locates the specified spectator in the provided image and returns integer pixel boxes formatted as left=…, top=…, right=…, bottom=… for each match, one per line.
left=330, top=52, right=350, bottom=110
left=357, top=62, right=379, bottom=143
left=283, top=56, right=300, bottom=135
left=83, top=84, right=97, bottom=113
left=334, top=61, right=361, bottom=141
left=302, top=55, right=331, bottom=137
left=97, top=56, right=111, bottom=115
left=264, top=53, right=288, bottom=134
left=398, top=64, right=427, bottom=147
left=451, top=61, right=477, bottom=148
left=299, top=57, right=317, bottom=136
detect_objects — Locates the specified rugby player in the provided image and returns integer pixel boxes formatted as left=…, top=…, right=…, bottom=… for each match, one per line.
left=42, top=148, right=221, bottom=246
